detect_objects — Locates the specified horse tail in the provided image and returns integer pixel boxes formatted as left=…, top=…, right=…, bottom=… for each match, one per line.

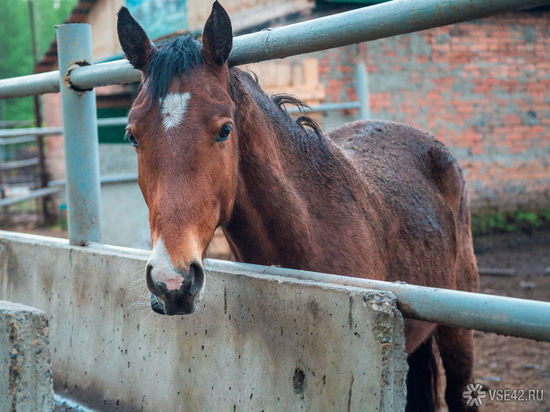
left=405, top=336, right=439, bottom=412
left=428, top=137, right=479, bottom=293
left=427, top=139, right=464, bottom=217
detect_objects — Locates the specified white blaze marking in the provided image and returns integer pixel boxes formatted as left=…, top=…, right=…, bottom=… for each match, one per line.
left=160, top=92, right=190, bottom=130
left=147, top=238, right=183, bottom=291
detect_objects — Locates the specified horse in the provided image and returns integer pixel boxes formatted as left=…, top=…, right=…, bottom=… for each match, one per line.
left=117, top=2, right=479, bottom=411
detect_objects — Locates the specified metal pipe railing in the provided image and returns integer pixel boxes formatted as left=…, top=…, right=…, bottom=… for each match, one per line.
left=0, top=71, right=58, bottom=98
left=49, top=173, right=138, bottom=187
left=0, top=158, right=39, bottom=170
left=0, top=174, right=139, bottom=208
left=356, top=62, right=370, bottom=120
left=0, top=126, right=64, bottom=138
left=0, top=117, right=130, bottom=139
left=206, top=259, right=550, bottom=342
left=1, top=0, right=549, bottom=98
left=0, top=186, right=64, bottom=208
left=0, top=136, right=37, bottom=146
left=0, top=100, right=363, bottom=142
left=56, top=24, right=101, bottom=245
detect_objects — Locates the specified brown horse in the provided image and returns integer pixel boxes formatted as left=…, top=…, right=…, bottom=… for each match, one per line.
left=117, top=2, right=478, bottom=411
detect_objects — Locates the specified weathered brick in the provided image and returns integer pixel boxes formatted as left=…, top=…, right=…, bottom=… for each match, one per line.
left=315, top=9, right=550, bottom=213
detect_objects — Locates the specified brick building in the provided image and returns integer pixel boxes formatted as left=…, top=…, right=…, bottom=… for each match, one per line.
left=37, top=1, right=550, bottom=217
left=345, top=10, right=550, bottom=213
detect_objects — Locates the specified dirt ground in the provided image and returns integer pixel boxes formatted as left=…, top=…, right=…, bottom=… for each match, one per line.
left=470, top=229, right=550, bottom=411
left=4, top=221, right=550, bottom=410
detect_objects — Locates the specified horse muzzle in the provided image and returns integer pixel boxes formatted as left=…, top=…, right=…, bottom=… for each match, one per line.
left=145, top=261, right=205, bottom=315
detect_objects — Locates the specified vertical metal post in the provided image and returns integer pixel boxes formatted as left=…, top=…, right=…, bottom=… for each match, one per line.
left=356, top=62, right=370, bottom=121
left=56, top=24, right=101, bottom=245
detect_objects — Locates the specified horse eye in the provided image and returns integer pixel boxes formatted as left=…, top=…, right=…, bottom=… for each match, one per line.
left=125, top=131, right=138, bottom=148
left=216, top=123, right=232, bottom=142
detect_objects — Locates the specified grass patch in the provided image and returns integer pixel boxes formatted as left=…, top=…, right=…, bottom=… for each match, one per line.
left=471, top=208, right=550, bottom=236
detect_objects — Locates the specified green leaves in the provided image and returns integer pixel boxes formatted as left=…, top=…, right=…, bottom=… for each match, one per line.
left=471, top=209, right=550, bottom=236
left=0, top=0, right=77, bottom=121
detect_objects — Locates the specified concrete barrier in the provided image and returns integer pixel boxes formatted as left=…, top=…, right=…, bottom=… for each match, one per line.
left=0, top=230, right=407, bottom=411
left=0, top=300, right=54, bottom=412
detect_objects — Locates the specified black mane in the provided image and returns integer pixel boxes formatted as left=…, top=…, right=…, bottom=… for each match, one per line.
left=272, top=94, right=323, bottom=138
left=144, top=34, right=202, bottom=104
left=230, top=69, right=326, bottom=153
left=143, top=37, right=323, bottom=146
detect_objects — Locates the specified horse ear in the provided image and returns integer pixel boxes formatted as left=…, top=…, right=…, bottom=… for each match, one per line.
left=201, top=1, right=233, bottom=66
left=117, top=7, right=156, bottom=71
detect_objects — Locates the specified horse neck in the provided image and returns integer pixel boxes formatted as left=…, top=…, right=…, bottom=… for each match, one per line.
left=223, top=70, right=359, bottom=268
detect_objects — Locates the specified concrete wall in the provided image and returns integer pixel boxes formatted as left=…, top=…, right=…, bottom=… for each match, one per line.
left=0, top=300, right=54, bottom=412
left=0, top=231, right=407, bottom=411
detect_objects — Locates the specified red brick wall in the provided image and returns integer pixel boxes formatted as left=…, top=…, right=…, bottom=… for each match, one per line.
left=41, top=93, right=64, bottom=181
left=318, top=10, right=550, bottom=213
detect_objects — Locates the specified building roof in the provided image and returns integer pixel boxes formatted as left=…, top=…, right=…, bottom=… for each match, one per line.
left=34, top=0, right=98, bottom=73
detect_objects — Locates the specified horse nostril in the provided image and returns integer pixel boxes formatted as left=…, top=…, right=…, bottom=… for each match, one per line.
left=145, top=263, right=163, bottom=295
left=150, top=294, right=165, bottom=314
left=189, top=261, right=205, bottom=295
left=143, top=261, right=203, bottom=316
left=145, top=263, right=154, bottom=289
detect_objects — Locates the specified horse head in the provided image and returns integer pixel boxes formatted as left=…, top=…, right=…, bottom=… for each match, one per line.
left=117, top=1, right=237, bottom=315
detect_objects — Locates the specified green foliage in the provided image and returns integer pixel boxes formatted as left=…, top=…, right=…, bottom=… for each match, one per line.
left=540, top=209, right=550, bottom=222
left=471, top=208, right=550, bottom=236
left=0, top=0, right=77, bottom=121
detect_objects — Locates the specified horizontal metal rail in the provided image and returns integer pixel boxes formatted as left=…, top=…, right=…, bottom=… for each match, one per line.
left=0, top=120, right=33, bottom=128
left=0, top=117, right=129, bottom=139
left=0, top=158, right=39, bottom=170
left=0, top=186, right=64, bottom=207
left=95, top=116, right=128, bottom=127
left=0, top=180, right=39, bottom=189
left=0, top=136, right=37, bottom=146
left=287, top=101, right=360, bottom=113
left=0, top=174, right=139, bottom=208
left=207, top=259, right=550, bottom=342
left=1, top=0, right=549, bottom=98
left=0, top=70, right=58, bottom=98
left=0, top=102, right=356, bottom=143
left=49, top=173, right=138, bottom=187
left=0, top=126, right=63, bottom=138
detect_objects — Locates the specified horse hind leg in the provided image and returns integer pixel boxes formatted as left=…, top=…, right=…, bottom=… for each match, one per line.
left=435, top=325, right=477, bottom=411
left=406, top=335, right=439, bottom=412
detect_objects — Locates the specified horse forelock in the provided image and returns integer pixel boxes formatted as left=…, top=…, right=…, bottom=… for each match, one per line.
left=143, top=34, right=203, bottom=106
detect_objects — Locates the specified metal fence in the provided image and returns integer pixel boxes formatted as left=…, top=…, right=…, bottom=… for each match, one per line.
left=0, top=116, right=139, bottom=211
left=0, top=124, right=43, bottom=216
left=0, top=0, right=549, bottom=341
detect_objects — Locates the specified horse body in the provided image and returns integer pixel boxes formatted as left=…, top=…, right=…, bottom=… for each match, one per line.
left=225, top=69, right=477, bottom=294
left=117, top=2, right=478, bottom=410
left=222, top=69, right=479, bottom=410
